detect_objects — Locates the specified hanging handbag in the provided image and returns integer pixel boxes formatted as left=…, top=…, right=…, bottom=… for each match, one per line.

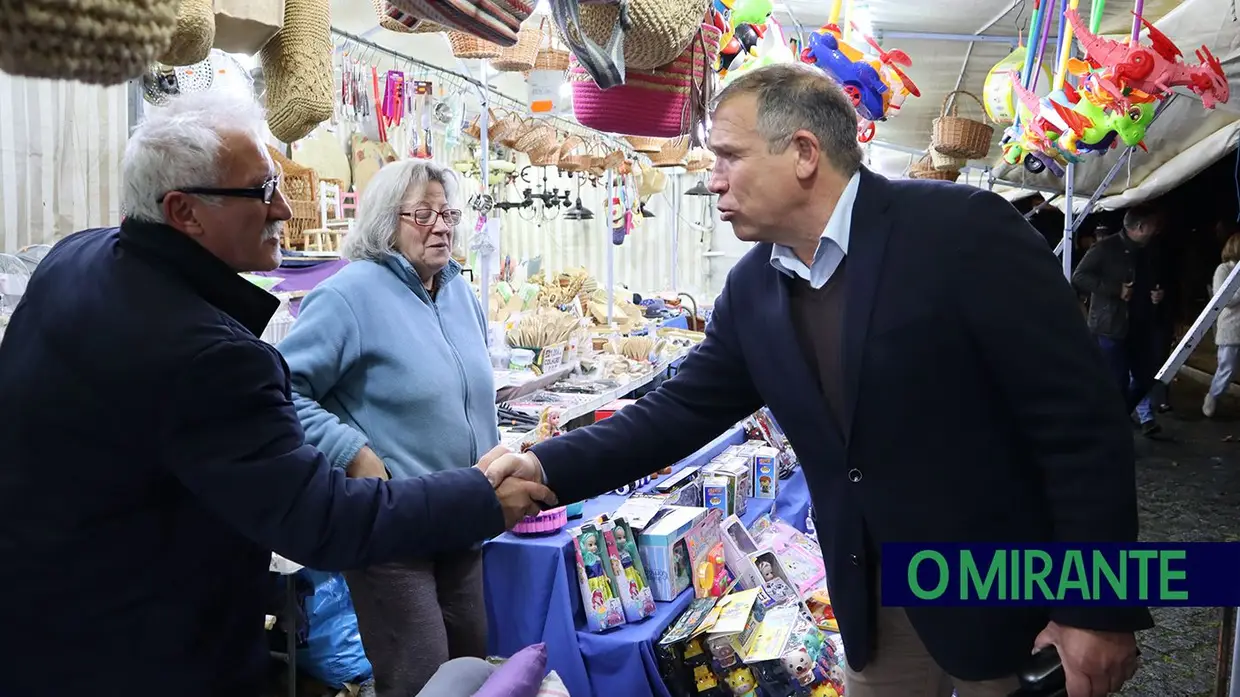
left=385, top=0, right=533, bottom=46
left=569, top=23, right=720, bottom=139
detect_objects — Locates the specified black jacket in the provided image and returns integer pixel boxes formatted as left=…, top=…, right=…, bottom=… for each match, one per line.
left=0, top=221, right=506, bottom=697
left=530, top=169, right=1152, bottom=680
left=1071, top=232, right=1168, bottom=340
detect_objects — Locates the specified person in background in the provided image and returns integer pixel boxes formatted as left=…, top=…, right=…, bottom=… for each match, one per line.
left=1204, top=232, right=1240, bottom=417
left=279, top=159, right=499, bottom=696
left=0, top=92, right=553, bottom=697
left=1072, top=206, right=1168, bottom=436
left=484, top=64, right=1147, bottom=697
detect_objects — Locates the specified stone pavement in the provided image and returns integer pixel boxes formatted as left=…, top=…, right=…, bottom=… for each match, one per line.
left=1122, top=376, right=1240, bottom=696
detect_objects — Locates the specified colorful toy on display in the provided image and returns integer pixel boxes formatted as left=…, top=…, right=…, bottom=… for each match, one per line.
left=796, top=5, right=921, bottom=143
left=1000, top=0, right=1230, bottom=175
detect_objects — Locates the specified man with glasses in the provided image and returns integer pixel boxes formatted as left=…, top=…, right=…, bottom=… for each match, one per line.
left=0, top=91, right=553, bottom=697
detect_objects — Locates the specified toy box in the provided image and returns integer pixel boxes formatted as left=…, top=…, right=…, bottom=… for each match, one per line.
left=684, top=508, right=734, bottom=598
left=751, top=446, right=779, bottom=499
left=654, top=465, right=703, bottom=507
left=572, top=524, right=626, bottom=632
left=703, top=458, right=752, bottom=515
left=702, top=475, right=731, bottom=517
left=751, top=517, right=828, bottom=597
left=637, top=506, right=706, bottom=601
left=602, top=516, right=657, bottom=622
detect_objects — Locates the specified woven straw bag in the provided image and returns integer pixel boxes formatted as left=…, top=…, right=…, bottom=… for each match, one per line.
left=373, top=0, right=442, bottom=33
left=160, top=0, right=215, bottom=66
left=624, top=136, right=664, bottom=153
left=558, top=138, right=596, bottom=172
left=448, top=31, right=503, bottom=60
left=493, top=19, right=543, bottom=72
left=533, top=25, right=570, bottom=72
left=262, top=0, right=335, bottom=143
left=0, top=0, right=181, bottom=85
left=931, top=91, right=994, bottom=160
left=908, top=154, right=960, bottom=182
left=576, top=0, right=709, bottom=71
left=569, top=23, right=720, bottom=139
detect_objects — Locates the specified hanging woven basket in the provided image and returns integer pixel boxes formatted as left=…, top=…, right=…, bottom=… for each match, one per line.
left=908, top=153, right=960, bottom=182
left=931, top=90, right=994, bottom=160
left=492, top=19, right=542, bottom=72
left=447, top=31, right=502, bottom=60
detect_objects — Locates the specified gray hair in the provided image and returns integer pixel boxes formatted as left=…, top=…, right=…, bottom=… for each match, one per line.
left=121, top=90, right=269, bottom=224
left=713, top=63, right=864, bottom=176
left=342, top=159, right=462, bottom=262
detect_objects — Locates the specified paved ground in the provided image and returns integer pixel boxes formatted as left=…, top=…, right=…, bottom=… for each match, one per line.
left=1122, top=375, right=1240, bottom=696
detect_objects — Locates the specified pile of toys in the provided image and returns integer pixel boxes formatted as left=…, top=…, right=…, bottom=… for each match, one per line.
left=653, top=514, right=843, bottom=697
left=999, top=0, right=1229, bottom=176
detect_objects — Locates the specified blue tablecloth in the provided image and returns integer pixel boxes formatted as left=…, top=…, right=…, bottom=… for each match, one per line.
left=482, top=427, right=814, bottom=697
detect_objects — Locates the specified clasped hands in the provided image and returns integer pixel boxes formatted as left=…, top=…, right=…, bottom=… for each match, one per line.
left=475, top=445, right=557, bottom=529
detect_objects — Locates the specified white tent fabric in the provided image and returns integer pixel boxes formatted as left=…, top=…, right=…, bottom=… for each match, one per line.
left=989, top=0, right=1240, bottom=207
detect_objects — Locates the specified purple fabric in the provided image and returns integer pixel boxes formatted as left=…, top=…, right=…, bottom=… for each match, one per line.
left=474, top=643, right=548, bottom=697
left=254, top=259, right=349, bottom=317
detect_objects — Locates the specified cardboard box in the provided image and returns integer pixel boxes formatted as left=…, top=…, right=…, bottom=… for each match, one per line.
left=751, top=446, right=779, bottom=499
left=638, top=506, right=707, bottom=601
left=703, top=459, right=752, bottom=515
left=703, top=475, right=731, bottom=517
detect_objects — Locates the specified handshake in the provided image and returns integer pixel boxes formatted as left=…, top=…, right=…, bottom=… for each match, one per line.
left=475, top=445, right=559, bottom=529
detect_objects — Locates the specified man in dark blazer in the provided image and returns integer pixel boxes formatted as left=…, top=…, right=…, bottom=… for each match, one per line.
left=482, top=64, right=1150, bottom=697
left=0, top=91, right=552, bottom=697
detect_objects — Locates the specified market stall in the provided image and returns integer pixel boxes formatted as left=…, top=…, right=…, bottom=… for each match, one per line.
left=484, top=415, right=823, bottom=697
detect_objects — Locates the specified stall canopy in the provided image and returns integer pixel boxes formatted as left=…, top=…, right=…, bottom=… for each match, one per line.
left=329, top=0, right=1236, bottom=208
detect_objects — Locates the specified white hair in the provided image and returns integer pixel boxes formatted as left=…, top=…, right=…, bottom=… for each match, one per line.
left=342, top=159, right=462, bottom=262
left=121, top=90, right=269, bottom=224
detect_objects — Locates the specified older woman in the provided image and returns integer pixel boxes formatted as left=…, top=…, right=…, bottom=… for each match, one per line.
left=278, top=160, right=498, bottom=696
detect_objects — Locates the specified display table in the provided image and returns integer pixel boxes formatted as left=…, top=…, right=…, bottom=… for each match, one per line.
left=482, top=426, right=813, bottom=697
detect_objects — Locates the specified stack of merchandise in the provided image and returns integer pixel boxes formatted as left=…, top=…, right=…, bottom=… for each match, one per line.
left=652, top=514, right=844, bottom=697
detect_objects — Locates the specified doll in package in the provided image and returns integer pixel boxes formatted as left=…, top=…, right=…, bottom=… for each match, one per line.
left=604, top=517, right=656, bottom=621
left=573, top=525, right=626, bottom=632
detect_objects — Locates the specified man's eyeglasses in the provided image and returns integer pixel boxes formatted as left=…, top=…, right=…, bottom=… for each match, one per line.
left=401, top=209, right=462, bottom=227
left=157, top=174, right=283, bottom=204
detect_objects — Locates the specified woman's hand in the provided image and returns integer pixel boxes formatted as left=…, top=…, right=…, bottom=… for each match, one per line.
left=346, top=446, right=389, bottom=480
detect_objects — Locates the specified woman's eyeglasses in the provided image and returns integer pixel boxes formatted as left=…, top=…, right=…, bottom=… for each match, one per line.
left=401, top=209, right=463, bottom=226
left=157, top=174, right=283, bottom=205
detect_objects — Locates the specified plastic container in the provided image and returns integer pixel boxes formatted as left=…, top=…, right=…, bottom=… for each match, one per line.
left=508, top=348, right=536, bottom=370
left=511, top=506, right=568, bottom=535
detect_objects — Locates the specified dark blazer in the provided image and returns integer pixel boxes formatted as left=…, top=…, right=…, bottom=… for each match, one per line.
left=0, top=220, right=506, bottom=697
left=531, top=168, right=1152, bottom=681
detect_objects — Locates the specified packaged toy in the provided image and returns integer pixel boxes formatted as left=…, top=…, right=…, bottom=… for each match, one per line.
left=572, top=525, right=625, bottom=632
left=603, top=516, right=656, bottom=621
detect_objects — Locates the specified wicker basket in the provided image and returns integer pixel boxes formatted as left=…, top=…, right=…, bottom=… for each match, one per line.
left=492, top=20, right=542, bottom=72
left=929, top=148, right=967, bottom=172
left=650, top=138, right=689, bottom=168
left=516, top=123, right=558, bottom=157
left=908, top=153, right=960, bottom=182
left=558, top=138, right=595, bottom=173
left=624, top=136, right=665, bottom=153
left=931, top=91, right=994, bottom=160
left=448, top=31, right=502, bottom=60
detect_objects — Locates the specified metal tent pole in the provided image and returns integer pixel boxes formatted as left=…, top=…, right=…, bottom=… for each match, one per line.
left=477, top=68, right=493, bottom=346
left=606, top=171, right=615, bottom=325
left=670, top=174, right=681, bottom=290
left=1062, top=163, right=1075, bottom=279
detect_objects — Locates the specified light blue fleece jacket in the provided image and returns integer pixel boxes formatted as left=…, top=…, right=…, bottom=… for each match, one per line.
left=278, top=254, right=499, bottom=480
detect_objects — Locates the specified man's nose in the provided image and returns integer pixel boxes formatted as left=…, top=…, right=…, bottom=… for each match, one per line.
left=269, top=188, right=292, bottom=222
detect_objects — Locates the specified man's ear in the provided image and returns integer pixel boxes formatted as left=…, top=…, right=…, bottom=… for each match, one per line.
left=162, top=193, right=205, bottom=237
left=791, top=130, right=821, bottom=181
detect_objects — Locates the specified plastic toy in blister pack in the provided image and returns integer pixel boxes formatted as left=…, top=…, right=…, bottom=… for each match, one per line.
left=573, top=525, right=626, bottom=632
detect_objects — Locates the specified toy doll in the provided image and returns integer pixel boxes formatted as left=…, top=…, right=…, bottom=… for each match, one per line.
left=612, top=525, right=649, bottom=596
left=756, top=557, right=793, bottom=602
left=580, top=531, right=616, bottom=602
